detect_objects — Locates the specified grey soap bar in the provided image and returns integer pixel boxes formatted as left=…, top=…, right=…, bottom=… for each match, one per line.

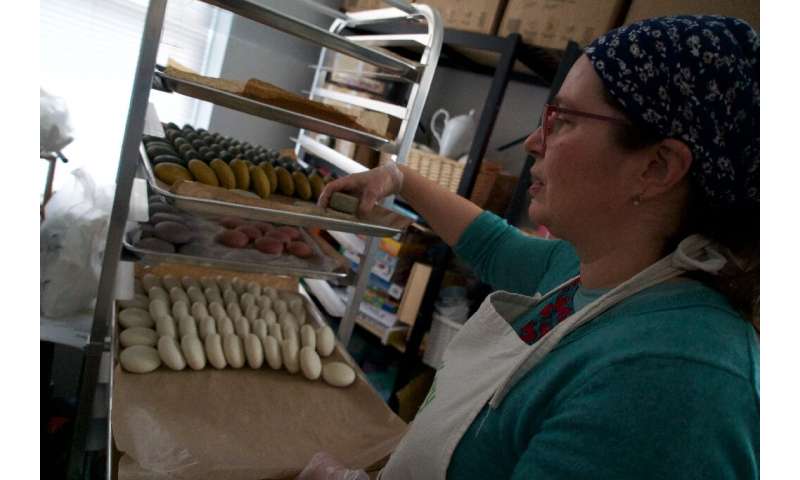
left=329, top=192, right=359, bottom=215
left=135, top=237, right=176, bottom=253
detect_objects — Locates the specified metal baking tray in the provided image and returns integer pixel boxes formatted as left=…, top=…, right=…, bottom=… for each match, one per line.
left=109, top=278, right=365, bottom=477
left=122, top=223, right=353, bottom=282
left=198, top=0, right=421, bottom=82
left=139, top=144, right=409, bottom=236
left=154, top=70, right=392, bottom=151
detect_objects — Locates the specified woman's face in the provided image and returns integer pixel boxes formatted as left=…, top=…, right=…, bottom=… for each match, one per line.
left=524, top=55, right=642, bottom=242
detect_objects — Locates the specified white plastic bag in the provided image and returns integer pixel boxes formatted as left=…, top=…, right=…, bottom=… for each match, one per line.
left=41, top=169, right=114, bottom=317
left=40, top=88, right=74, bottom=152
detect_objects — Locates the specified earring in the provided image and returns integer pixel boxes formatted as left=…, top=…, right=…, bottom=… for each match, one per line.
left=632, top=194, right=641, bottom=206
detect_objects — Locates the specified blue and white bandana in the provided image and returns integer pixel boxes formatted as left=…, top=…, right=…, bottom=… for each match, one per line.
left=585, top=15, right=759, bottom=207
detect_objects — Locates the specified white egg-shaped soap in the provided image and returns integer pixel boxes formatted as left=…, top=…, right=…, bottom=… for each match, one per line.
left=157, top=336, right=186, bottom=371
left=119, top=327, right=158, bottom=348
left=299, top=346, right=322, bottom=381
left=322, top=362, right=356, bottom=388
left=118, top=308, right=154, bottom=329
left=120, top=345, right=161, bottom=373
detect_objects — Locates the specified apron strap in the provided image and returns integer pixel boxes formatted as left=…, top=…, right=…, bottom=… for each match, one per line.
left=489, top=234, right=726, bottom=408
left=536, top=275, right=581, bottom=304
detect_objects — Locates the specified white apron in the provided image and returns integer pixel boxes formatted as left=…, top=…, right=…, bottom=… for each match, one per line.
left=380, top=235, right=727, bottom=479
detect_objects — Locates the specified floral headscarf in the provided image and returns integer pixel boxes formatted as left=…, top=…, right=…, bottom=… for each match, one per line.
left=585, top=16, right=759, bottom=207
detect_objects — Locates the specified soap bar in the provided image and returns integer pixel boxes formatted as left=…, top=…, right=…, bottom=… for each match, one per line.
left=329, top=192, right=359, bottom=215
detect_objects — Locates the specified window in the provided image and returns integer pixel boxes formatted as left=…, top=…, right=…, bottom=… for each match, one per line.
left=40, top=0, right=231, bottom=185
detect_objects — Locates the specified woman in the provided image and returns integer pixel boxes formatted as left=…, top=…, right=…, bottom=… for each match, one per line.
left=303, top=15, right=759, bottom=479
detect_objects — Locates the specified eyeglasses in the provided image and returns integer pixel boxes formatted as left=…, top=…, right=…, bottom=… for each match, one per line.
left=540, top=104, right=631, bottom=149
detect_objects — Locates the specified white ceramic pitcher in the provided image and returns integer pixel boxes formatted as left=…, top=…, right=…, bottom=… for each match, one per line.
left=430, top=108, right=476, bottom=159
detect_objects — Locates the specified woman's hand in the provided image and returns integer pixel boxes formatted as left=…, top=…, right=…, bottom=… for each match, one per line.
left=317, top=163, right=404, bottom=217
left=296, top=452, right=368, bottom=480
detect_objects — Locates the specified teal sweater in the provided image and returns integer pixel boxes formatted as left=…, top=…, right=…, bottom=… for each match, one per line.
left=445, top=212, right=759, bottom=479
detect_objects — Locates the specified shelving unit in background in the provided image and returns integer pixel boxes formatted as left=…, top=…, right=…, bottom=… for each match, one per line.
left=292, top=24, right=548, bottom=365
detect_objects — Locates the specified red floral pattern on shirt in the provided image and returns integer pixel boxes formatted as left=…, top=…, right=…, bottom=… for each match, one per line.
left=519, top=280, right=580, bottom=345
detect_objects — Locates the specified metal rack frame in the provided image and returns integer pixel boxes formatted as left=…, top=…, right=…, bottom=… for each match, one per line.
left=66, top=1, right=441, bottom=478
left=295, top=5, right=442, bottom=348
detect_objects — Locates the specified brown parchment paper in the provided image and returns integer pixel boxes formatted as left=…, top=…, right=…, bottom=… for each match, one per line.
left=115, top=271, right=406, bottom=479
left=112, top=353, right=407, bottom=480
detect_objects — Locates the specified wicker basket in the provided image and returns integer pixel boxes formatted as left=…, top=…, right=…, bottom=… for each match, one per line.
left=406, top=148, right=464, bottom=193
left=404, top=148, right=509, bottom=209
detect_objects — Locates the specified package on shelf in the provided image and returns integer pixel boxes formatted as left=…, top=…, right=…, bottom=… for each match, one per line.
left=371, top=250, right=402, bottom=283
left=482, top=171, right=520, bottom=215
left=343, top=0, right=507, bottom=36
left=341, top=0, right=385, bottom=11
left=361, top=286, right=401, bottom=315
left=498, top=0, right=627, bottom=50
left=320, top=83, right=394, bottom=169
left=386, top=227, right=436, bottom=265
left=467, top=160, right=503, bottom=207
left=353, top=312, right=410, bottom=352
left=329, top=53, right=391, bottom=97
left=397, top=262, right=432, bottom=327
left=624, top=0, right=759, bottom=30
left=320, top=83, right=393, bottom=136
left=360, top=299, right=399, bottom=328
left=339, top=285, right=399, bottom=328
left=343, top=252, right=406, bottom=300
left=343, top=249, right=408, bottom=297
left=420, top=0, right=508, bottom=35
left=379, top=235, right=430, bottom=258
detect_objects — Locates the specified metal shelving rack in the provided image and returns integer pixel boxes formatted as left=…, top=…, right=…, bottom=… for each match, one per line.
left=66, top=1, right=442, bottom=478
left=294, top=4, right=443, bottom=350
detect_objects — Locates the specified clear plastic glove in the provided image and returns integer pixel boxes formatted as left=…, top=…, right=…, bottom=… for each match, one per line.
left=317, top=162, right=404, bottom=217
left=296, top=452, right=368, bottom=480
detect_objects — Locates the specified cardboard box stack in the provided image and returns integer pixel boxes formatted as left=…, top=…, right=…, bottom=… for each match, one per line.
left=343, top=0, right=509, bottom=35
left=341, top=0, right=385, bottom=11
left=498, top=0, right=627, bottom=50
left=420, top=0, right=508, bottom=34
left=624, top=0, right=759, bottom=31
left=344, top=0, right=759, bottom=41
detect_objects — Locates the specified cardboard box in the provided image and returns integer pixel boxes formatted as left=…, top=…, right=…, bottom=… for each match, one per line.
left=499, top=0, right=627, bottom=50
left=345, top=1, right=508, bottom=34
left=420, top=0, right=508, bottom=35
left=624, top=0, right=759, bottom=31
left=483, top=172, right=520, bottom=215
left=330, top=53, right=390, bottom=97
left=342, top=0, right=385, bottom=11
left=397, top=262, right=433, bottom=327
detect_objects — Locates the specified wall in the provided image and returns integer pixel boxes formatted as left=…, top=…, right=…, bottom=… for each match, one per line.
left=420, top=65, right=551, bottom=227
left=421, top=65, right=550, bottom=173
left=208, top=0, right=342, bottom=149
